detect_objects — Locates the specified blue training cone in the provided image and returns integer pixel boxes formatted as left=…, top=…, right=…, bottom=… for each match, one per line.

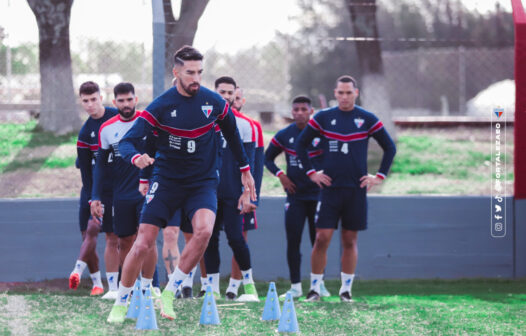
left=126, top=279, right=143, bottom=319
left=262, top=282, right=281, bottom=321
left=199, top=285, right=220, bottom=325
left=136, top=287, right=158, bottom=330
left=277, top=292, right=299, bottom=333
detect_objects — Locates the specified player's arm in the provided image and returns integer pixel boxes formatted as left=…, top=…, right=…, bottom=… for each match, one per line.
left=264, top=137, right=296, bottom=194
left=119, top=116, right=155, bottom=169
left=253, top=121, right=265, bottom=200
left=296, top=123, right=332, bottom=188
left=90, top=147, right=110, bottom=220
left=77, top=140, right=94, bottom=202
left=216, top=108, right=256, bottom=201
left=360, top=122, right=397, bottom=190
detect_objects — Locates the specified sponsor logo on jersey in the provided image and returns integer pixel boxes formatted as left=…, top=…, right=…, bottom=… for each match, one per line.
left=171, top=109, right=177, bottom=117
left=91, top=131, right=95, bottom=138
left=312, top=137, right=320, bottom=147
left=201, top=105, right=213, bottom=118
left=289, top=137, right=294, bottom=143
left=331, top=119, right=336, bottom=125
left=354, top=118, right=364, bottom=128
left=114, top=132, right=119, bottom=138
left=145, top=194, right=154, bottom=204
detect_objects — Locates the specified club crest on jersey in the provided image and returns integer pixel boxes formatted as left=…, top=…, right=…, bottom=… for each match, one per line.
left=201, top=105, right=213, bottom=118
left=312, top=137, right=320, bottom=147
left=354, top=118, right=364, bottom=128
left=145, top=194, right=154, bottom=204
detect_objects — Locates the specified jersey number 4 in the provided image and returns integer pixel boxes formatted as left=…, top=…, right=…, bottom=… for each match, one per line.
left=341, top=143, right=349, bottom=154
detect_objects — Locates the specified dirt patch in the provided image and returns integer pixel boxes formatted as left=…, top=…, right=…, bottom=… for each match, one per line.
left=0, top=279, right=87, bottom=293
left=0, top=167, right=81, bottom=198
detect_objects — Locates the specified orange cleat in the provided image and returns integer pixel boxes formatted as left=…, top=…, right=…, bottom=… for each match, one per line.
left=69, top=273, right=80, bottom=290
left=90, top=286, right=104, bottom=296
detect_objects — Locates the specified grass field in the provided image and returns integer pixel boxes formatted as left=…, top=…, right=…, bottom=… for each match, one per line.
left=1, top=278, right=525, bottom=335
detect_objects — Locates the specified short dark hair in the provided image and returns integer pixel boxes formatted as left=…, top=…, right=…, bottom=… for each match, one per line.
left=215, top=76, right=237, bottom=89
left=292, top=95, right=312, bottom=105
left=336, top=75, right=358, bottom=88
left=79, top=81, right=100, bottom=96
left=174, top=45, right=203, bottom=66
left=113, top=82, right=135, bottom=97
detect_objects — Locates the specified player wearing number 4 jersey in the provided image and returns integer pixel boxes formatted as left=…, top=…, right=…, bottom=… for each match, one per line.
left=296, top=75, right=396, bottom=303
left=106, top=46, right=255, bottom=323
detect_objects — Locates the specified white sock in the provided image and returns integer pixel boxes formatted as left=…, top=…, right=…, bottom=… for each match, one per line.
left=291, top=282, right=302, bottom=293
left=200, top=277, right=208, bottom=291
left=141, top=277, right=153, bottom=290
left=339, top=272, right=355, bottom=295
left=310, top=273, right=323, bottom=293
left=182, top=265, right=197, bottom=288
left=106, top=272, right=119, bottom=291
left=114, top=282, right=133, bottom=306
left=72, top=260, right=87, bottom=276
left=90, top=271, right=103, bottom=289
left=165, top=266, right=188, bottom=293
left=226, top=278, right=242, bottom=295
left=208, top=273, right=220, bottom=293
left=241, top=269, right=254, bottom=285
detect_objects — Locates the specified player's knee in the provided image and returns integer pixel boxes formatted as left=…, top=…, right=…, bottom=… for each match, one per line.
left=342, top=238, right=357, bottom=250
left=163, top=228, right=178, bottom=245
left=228, top=237, right=247, bottom=251
left=193, top=224, right=213, bottom=242
left=314, top=233, right=331, bottom=249
left=106, top=234, right=118, bottom=249
left=86, top=220, right=100, bottom=237
left=133, top=237, right=154, bottom=256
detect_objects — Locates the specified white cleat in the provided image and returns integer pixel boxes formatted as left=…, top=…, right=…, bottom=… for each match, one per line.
left=101, top=290, right=118, bottom=300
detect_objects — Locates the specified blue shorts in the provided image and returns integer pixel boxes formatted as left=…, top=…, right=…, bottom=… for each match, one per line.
left=113, top=198, right=142, bottom=237
left=78, top=196, right=113, bottom=233
left=140, top=177, right=218, bottom=229
left=315, top=187, right=367, bottom=231
left=243, top=212, right=258, bottom=231
left=166, top=209, right=193, bottom=234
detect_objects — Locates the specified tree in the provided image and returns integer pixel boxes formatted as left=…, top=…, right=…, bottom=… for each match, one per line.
left=27, top=0, right=80, bottom=134
left=347, top=0, right=395, bottom=137
left=162, top=0, right=209, bottom=87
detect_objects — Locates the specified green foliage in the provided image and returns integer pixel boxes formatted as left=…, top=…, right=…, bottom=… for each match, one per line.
left=0, top=43, right=38, bottom=75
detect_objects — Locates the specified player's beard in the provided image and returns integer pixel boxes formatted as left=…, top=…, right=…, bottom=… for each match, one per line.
left=119, top=106, right=135, bottom=120
left=182, top=81, right=200, bottom=96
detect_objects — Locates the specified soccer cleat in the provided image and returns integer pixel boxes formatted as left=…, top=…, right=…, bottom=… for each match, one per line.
left=107, top=305, right=128, bottom=323
left=320, top=282, right=331, bottom=297
left=152, top=287, right=161, bottom=299
left=90, top=286, right=104, bottom=296
left=279, top=288, right=303, bottom=299
left=69, top=273, right=80, bottom=290
left=305, top=290, right=320, bottom=302
left=160, top=290, right=176, bottom=320
left=340, top=291, right=353, bottom=302
left=174, top=288, right=182, bottom=299
left=101, top=290, right=118, bottom=300
left=181, top=286, right=193, bottom=299
left=196, top=289, right=206, bottom=298
left=225, top=292, right=237, bottom=301
left=243, top=283, right=258, bottom=297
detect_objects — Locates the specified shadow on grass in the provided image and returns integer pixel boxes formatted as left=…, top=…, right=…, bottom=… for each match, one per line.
left=0, top=124, right=77, bottom=197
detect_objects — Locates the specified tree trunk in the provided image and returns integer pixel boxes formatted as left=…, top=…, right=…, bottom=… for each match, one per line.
left=27, top=0, right=80, bottom=135
left=163, top=0, right=209, bottom=88
left=347, top=0, right=396, bottom=139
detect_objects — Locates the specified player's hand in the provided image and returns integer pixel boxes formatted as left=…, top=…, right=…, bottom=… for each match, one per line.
left=241, top=170, right=257, bottom=202
left=360, top=174, right=383, bottom=191
left=237, top=190, right=257, bottom=214
left=138, top=182, right=149, bottom=196
left=309, top=171, right=332, bottom=188
left=134, top=153, right=155, bottom=169
left=279, top=174, right=296, bottom=194
left=90, top=200, right=103, bottom=224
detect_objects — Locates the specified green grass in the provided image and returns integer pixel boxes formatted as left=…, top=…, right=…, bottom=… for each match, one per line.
left=2, top=278, right=525, bottom=335
left=0, top=121, right=77, bottom=173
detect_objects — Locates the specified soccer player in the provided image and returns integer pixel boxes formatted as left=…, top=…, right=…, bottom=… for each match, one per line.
left=204, top=77, right=258, bottom=301
left=91, top=82, right=158, bottom=297
left=265, top=95, right=332, bottom=299
left=106, top=46, right=256, bottom=322
left=70, top=81, right=119, bottom=297
left=227, top=86, right=264, bottom=299
left=296, top=75, right=396, bottom=302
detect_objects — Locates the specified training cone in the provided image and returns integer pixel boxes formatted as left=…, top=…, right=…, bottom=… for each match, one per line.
left=261, top=282, right=281, bottom=321
left=277, top=292, right=299, bottom=333
left=135, top=287, right=158, bottom=330
left=126, top=279, right=143, bottom=319
left=199, top=285, right=220, bottom=325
